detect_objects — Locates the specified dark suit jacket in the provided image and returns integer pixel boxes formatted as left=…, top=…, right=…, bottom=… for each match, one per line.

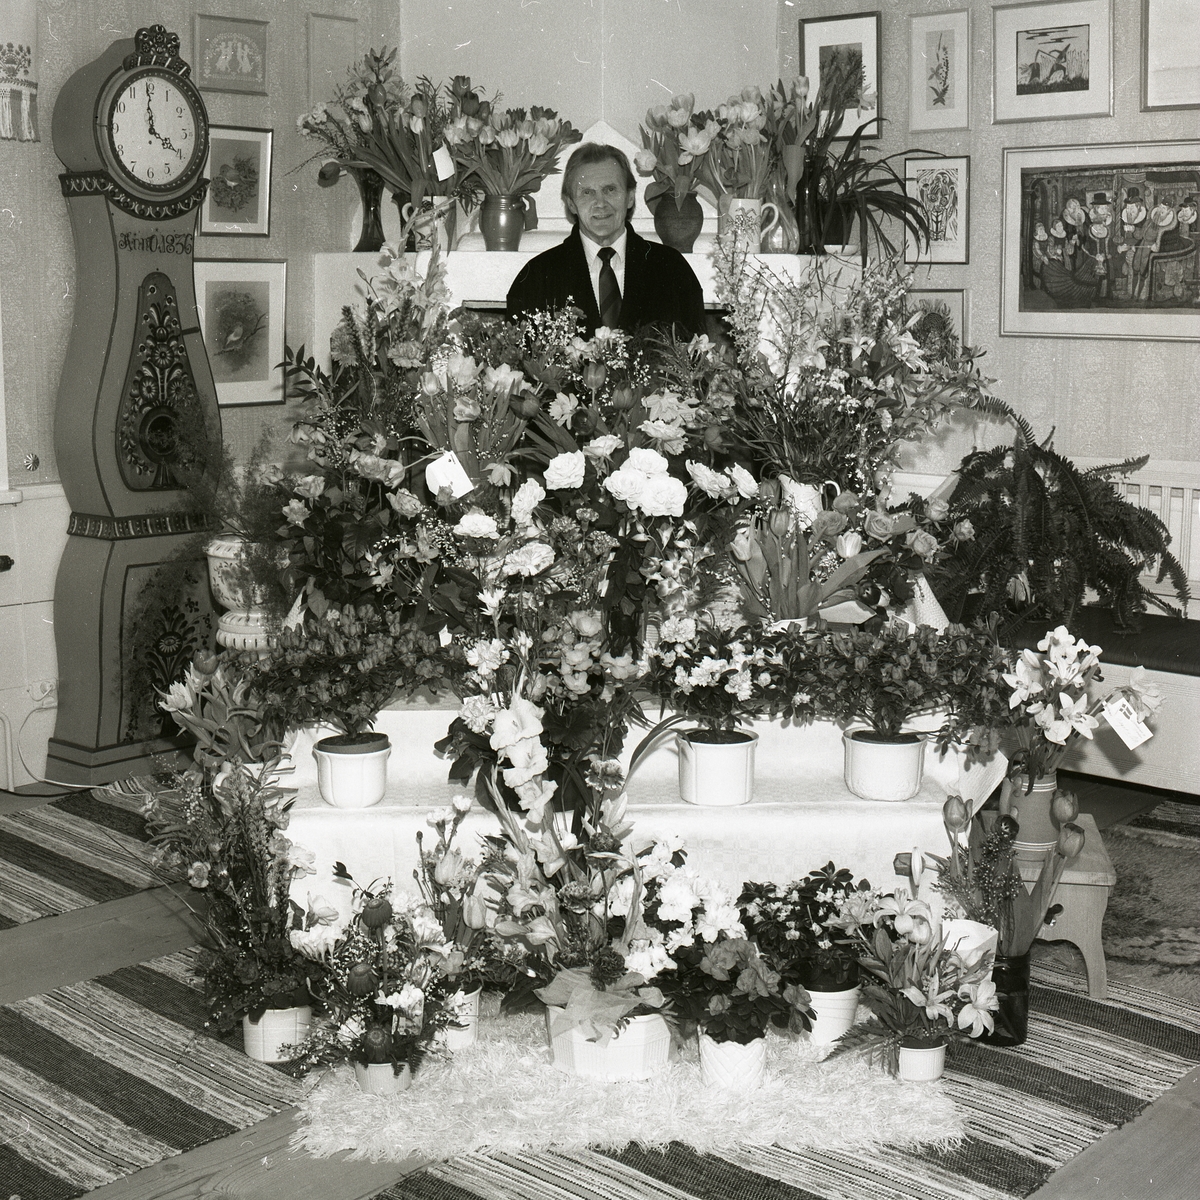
left=506, top=225, right=706, bottom=339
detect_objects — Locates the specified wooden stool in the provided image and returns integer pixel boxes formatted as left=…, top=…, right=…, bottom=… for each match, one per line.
left=1017, top=813, right=1116, bottom=999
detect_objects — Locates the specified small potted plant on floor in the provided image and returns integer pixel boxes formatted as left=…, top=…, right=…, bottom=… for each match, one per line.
left=654, top=876, right=814, bottom=1090
left=286, top=870, right=458, bottom=1093
left=146, top=654, right=332, bottom=1060
left=835, top=885, right=999, bottom=1081
left=739, top=862, right=871, bottom=1045
left=242, top=605, right=453, bottom=808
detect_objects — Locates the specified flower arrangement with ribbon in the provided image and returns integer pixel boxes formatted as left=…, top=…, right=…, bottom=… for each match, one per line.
left=145, top=654, right=330, bottom=1034
left=634, top=92, right=718, bottom=211
left=444, top=82, right=582, bottom=200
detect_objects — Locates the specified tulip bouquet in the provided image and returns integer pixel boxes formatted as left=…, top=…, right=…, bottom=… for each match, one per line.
left=284, top=871, right=459, bottom=1077
left=147, top=654, right=331, bottom=1034
left=834, top=887, right=999, bottom=1073
left=635, top=92, right=719, bottom=211
left=701, top=86, right=776, bottom=201
left=999, top=625, right=1163, bottom=789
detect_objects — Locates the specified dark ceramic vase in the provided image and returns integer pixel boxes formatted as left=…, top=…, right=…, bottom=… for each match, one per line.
left=981, top=951, right=1031, bottom=1047
left=653, top=192, right=704, bottom=253
left=479, top=194, right=527, bottom=251
left=349, top=168, right=387, bottom=253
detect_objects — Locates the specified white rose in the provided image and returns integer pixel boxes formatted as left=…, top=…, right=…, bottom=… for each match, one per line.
left=687, top=460, right=727, bottom=498
left=584, top=434, right=624, bottom=459
left=603, top=465, right=646, bottom=506
left=638, top=473, right=687, bottom=517
left=294, top=475, right=326, bottom=500
left=626, top=446, right=670, bottom=475
left=454, top=510, right=500, bottom=539
left=544, top=450, right=586, bottom=490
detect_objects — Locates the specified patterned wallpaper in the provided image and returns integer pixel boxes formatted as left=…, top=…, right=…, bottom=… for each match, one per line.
left=0, top=0, right=401, bottom=485
left=776, top=0, right=1200, bottom=476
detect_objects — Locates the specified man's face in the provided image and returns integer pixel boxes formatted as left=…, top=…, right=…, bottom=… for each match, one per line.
left=567, top=160, right=634, bottom=246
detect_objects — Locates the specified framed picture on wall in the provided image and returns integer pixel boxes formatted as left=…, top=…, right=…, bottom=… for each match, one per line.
left=1000, top=141, right=1200, bottom=341
left=799, top=11, right=881, bottom=140
left=194, top=15, right=268, bottom=95
left=905, top=155, right=970, bottom=264
left=907, top=289, right=970, bottom=354
left=199, top=126, right=272, bottom=237
left=909, top=9, right=971, bottom=132
left=1141, top=0, right=1200, bottom=111
left=194, top=259, right=286, bottom=405
left=308, top=13, right=358, bottom=107
left=992, top=0, right=1112, bottom=123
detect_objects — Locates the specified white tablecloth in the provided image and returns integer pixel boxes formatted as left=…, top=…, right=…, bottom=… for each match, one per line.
left=283, top=702, right=1004, bottom=918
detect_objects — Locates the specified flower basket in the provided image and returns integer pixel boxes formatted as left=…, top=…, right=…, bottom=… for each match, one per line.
left=544, top=1006, right=672, bottom=1082
left=677, top=729, right=757, bottom=807
left=354, top=1061, right=413, bottom=1095
left=242, top=1005, right=312, bottom=1063
left=313, top=732, right=391, bottom=808
left=842, top=730, right=925, bottom=802
left=698, top=1032, right=767, bottom=1090
left=897, top=1037, right=947, bottom=1082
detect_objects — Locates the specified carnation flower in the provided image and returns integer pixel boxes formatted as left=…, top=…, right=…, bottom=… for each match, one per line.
left=547, top=392, right=579, bottom=426
left=503, top=541, right=555, bottom=577
left=454, top=510, right=500, bottom=539
left=510, top=478, right=545, bottom=526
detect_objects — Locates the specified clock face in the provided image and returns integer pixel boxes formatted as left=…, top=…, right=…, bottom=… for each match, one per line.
left=105, top=68, right=205, bottom=192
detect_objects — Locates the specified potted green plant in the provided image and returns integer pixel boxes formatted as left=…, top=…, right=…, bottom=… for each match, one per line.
left=739, top=862, right=871, bottom=1045
left=242, top=605, right=452, bottom=808
left=145, top=654, right=331, bottom=1060
left=927, top=414, right=1190, bottom=633
left=285, top=870, right=458, bottom=1093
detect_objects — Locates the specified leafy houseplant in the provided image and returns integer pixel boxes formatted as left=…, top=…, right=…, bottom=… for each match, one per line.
left=927, top=416, right=1190, bottom=632
left=146, top=656, right=330, bottom=1051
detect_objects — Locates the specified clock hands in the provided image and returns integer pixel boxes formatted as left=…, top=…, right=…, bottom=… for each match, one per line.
left=143, top=82, right=183, bottom=159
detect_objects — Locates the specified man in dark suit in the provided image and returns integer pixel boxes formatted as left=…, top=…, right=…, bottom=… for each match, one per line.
left=506, top=143, right=706, bottom=339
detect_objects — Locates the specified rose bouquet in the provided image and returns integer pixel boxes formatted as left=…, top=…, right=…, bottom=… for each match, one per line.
left=635, top=92, right=718, bottom=211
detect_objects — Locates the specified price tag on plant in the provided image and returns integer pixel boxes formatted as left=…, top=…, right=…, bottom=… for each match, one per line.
left=1102, top=696, right=1153, bottom=750
left=434, top=144, right=456, bottom=181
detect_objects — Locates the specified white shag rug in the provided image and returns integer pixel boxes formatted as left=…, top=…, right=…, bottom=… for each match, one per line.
left=292, top=1014, right=964, bottom=1163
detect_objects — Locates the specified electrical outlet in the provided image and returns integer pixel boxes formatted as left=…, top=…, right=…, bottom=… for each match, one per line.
left=29, top=679, right=57, bottom=708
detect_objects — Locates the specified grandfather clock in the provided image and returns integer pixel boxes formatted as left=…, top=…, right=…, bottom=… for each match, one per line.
left=45, top=26, right=221, bottom=785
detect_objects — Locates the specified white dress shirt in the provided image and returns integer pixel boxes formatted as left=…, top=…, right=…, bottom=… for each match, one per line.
left=579, top=229, right=627, bottom=317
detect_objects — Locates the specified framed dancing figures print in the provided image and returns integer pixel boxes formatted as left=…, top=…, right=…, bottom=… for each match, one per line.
left=1000, top=142, right=1200, bottom=342
left=194, top=15, right=268, bottom=96
left=992, top=0, right=1112, bottom=123
left=200, top=126, right=272, bottom=237
left=1142, top=0, right=1200, bottom=111
left=799, top=11, right=881, bottom=140
left=194, top=260, right=286, bottom=405
left=905, top=156, right=970, bottom=264
left=909, top=10, right=971, bottom=132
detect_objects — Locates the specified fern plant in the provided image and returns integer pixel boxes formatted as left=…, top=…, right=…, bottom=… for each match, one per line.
left=928, top=414, right=1189, bottom=633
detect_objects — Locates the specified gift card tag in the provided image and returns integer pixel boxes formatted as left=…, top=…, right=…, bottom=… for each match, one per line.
left=438, top=626, right=453, bottom=648
left=434, top=144, right=456, bottom=181
left=1102, top=696, right=1152, bottom=749
left=425, top=450, right=475, bottom=498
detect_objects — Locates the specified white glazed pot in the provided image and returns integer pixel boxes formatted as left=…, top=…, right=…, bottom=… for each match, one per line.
left=806, top=985, right=861, bottom=1045
left=677, top=729, right=757, bottom=806
left=545, top=1006, right=671, bottom=1081
left=438, top=986, right=483, bottom=1051
left=843, top=730, right=926, bottom=802
left=241, top=1004, right=311, bottom=1063
left=717, top=195, right=780, bottom=252
left=898, top=1039, right=947, bottom=1082
left=313, top=736, right=391, bottom=808
left=698, top=1031, right=767, bottom=1090
left=354, top=1061, right=413, bottom=1095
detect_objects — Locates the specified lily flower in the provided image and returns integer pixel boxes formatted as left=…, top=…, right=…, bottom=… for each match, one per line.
left=957, top=977, right=998, bottom=1037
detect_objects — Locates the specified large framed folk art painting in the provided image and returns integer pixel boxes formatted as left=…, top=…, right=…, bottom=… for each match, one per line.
left=1000, top=142, right=1200, bottom=341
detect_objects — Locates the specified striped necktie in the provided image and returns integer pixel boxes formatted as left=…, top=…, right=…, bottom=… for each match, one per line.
left=597, top=245, right=621, bottom=329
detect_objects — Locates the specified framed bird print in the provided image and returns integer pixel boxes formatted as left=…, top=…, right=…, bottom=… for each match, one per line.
left=199, top=125, right=272, bottom=236
left=194, top=259, right=286, bottom=405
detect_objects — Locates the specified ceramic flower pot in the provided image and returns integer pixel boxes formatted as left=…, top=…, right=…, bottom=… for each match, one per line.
left=545, top=1005, right=671, bottom=1081
left=1002, top=773, right=1060, bottom=854
left=396, top=194, right=457, bottom=251
left=652, top=192, right=704, bottom=253
left=898, top=1037, right=947, bottom=1082
left=842, top=730, right=926, bottom=802
left=354, top=1061, right=413, bottom=1095
left=698, top=1032, right=767, bottom=1090
left=981, top=952, right=1031, bottom=1047
left=479, top=194, right=527, bottom=251
left=241, top=1005, right=311, bottom=1063
left=313, top=732, right=391, bottom=808
left=677, top=729, right=757, bottom=806
left=204, top=535, right=274, bottom=654
left=438, top=985, right=483, bottom=1051
left=805, top=985, right=861, bottom=1045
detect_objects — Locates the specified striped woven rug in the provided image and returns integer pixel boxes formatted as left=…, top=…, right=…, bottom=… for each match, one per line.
left=0, top=949, right=302, bottom=1200
left=371, top=962, right=1200, bottom=1200
left=0, top=785, right=161, bottom=927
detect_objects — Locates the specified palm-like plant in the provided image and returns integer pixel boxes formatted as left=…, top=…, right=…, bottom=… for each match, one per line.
left=927, top=413, right=1190, bottom=633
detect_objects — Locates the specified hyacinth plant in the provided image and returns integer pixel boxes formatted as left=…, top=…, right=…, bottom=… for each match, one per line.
left=146, top=654, right=331, bottom=1033
left=999, top=625, right=1163, bottom=789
